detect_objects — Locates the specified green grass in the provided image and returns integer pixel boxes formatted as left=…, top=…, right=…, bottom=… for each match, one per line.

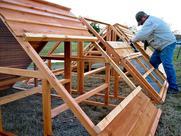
left=39, top=41, right=90, bottom=56
left=174, top=46, right=181, bottom=87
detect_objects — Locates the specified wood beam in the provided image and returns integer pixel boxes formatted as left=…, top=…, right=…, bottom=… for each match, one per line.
left=24, top=33, right=97, bottom=42
left=51, top=84, right=108, bottom=118
left=42, top=80, right=52, bottom=136
left=0, top=86, right=41, bottom=105
left=84, top=66, right=105, bottom=76
left=77, top=41, right=84, bottom=94
left=0, top=67, right=43, bottom=79
left=104, top=63, right=110, bottom=105
left=64, top=41, right=71, bottom=92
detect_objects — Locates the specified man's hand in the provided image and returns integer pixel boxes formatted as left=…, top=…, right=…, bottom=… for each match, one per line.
left=129, top=40, right=139, bottom=52
left=144, top=40, right=149, bottom=50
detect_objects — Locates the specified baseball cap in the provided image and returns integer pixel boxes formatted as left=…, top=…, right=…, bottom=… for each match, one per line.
left=135, top=11, right=147, bottom=26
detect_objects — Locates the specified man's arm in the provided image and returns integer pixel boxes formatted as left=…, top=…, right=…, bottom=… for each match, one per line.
left=132, top=21, right=155, bottom=43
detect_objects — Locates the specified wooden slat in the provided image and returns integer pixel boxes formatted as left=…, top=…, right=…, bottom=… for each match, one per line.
left=24, top=33, right=97, bottom=42
left=0, top=0, right=75, bottom=18
left=0, top=86, right=41, bottom=105
left=0, top=8, right=83, bottom=27
left=0, top=2, right=77, bottom=22
left=84, top=66, right=105, bottom=76
left=6, top=18, right=87, bottom=31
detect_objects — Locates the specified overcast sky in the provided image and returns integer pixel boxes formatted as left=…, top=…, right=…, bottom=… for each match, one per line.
left=47, top=0, right=181, bottom=32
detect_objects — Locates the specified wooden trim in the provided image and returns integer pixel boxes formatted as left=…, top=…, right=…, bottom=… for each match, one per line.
left=0, top=86, right=41, bottom=105
left=51, top=83, right=108, bottom=118
left=94, top=86, right=142, bottom=132
left=24, top=33, right=97, bottom=42
left=0, top=67, right=43, bottom=79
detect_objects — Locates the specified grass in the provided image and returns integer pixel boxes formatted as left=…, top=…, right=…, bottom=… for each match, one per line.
left=156, top=46, right=181, bottom=136
left=39, top=41, right=90, bottom=56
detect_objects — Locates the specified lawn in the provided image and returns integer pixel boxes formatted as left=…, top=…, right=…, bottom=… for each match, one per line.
left=156, top=46, right=181, bottom=136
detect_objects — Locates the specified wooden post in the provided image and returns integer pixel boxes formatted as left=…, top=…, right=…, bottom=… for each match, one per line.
left=47, top=60, right=52, bottom=70
left=64, top=41, right=71, bottom=93
left=114, top=70, right=119, bottom=98
left=77, top=41, right=84, bottom=94
left=104, top=63, right=110, bottom=105
left=34, top=63, right=38, bottom=87
left=42, top=80, right=52, bottom=136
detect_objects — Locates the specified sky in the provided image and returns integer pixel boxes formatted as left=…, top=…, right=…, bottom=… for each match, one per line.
left=47, top=0, right=181, bottom=33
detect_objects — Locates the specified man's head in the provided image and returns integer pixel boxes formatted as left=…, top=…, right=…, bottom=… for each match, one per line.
left=135, top=11, right=148, bottom=26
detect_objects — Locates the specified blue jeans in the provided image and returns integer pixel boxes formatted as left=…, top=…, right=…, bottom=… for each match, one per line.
left=150, top=42, right=178, bottom=90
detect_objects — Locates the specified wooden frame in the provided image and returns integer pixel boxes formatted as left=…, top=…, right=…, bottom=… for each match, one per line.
left=80, top=17, right=168, bottom=103
left=0, top=1, right=163, bottom=135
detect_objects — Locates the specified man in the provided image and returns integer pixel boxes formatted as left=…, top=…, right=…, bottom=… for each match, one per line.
left=131, top=11, right=179, bottom=94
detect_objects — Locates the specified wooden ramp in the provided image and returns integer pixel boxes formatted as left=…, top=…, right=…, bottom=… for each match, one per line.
left=0, top=0, right=161, bottom=135
left=80, top=17, right=168, bottom=103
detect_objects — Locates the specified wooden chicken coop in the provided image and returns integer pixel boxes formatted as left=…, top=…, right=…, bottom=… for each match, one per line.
left=0, top=0, right=163, bottom=136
